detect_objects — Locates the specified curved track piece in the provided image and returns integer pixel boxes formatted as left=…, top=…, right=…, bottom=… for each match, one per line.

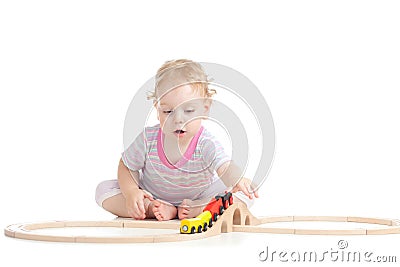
left=4, top=203, right=400, bottom=243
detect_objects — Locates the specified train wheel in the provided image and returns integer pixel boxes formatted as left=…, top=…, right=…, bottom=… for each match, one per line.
left=213, top=213, right=218, bottom=221
left=198, top=225, right=202, bottom=233
left=203, top=223, right=208, bottom=231
left=219, top=206, right=224, bottom=215
left=209, top=218, right=213, bottom=227
left=229, top=196, right=233, bottom=205
left=190, top=227, right=195, bottom=234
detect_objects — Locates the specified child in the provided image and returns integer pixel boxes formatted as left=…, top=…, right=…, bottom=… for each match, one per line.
left=95, top=59, right=258, bottom=221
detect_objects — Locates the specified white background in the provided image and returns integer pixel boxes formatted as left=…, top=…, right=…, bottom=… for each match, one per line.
left=1, top=1, right=399, bottom=266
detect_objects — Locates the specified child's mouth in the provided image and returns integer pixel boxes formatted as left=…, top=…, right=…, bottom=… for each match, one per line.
left=174, top=129, right=186, bottom=136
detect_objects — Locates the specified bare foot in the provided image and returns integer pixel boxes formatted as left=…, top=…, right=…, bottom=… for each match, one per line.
left=178, top=199, right=207, bottom=220
left=151, top=200, right=177, bottom=221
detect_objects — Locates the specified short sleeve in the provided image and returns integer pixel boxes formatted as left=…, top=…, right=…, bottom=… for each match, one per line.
left=121, top=131, right=146, bottom=171
left=200, top=136, right=231, bottom=173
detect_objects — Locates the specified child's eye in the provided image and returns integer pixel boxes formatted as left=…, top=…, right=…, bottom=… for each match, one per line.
left=163, top=110, right=173, bottom=114
left=185, top=109, right=195, bottom=113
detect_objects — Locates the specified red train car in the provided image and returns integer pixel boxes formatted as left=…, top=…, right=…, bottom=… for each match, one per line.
left=203, top=192, right=233, bottom=221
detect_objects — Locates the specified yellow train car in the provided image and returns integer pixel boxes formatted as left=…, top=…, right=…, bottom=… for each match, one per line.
left=180, top=211, right=212, bottom=234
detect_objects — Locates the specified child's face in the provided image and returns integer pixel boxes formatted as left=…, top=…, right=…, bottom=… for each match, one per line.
left=156, top=84, right=210, bottom=142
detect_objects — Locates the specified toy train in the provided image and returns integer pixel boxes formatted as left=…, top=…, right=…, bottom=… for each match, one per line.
left=180, top=192, right=233, bottom=234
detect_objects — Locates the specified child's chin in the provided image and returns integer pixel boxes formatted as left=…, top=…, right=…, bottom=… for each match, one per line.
left=174, top=132, right=187, bottom=138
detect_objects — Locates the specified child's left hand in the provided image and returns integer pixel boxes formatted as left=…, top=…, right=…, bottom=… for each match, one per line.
left=232, top=177, right=259, bottom=199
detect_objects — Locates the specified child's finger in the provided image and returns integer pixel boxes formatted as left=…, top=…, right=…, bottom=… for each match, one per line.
left=133, top=201, right=145, bottom=219
left=132, top=202, right=141, bottom=218
left=240, top=183, right=253, bottom=199
left=181, top=210, right=189, bottom=216
left=137, top=198, right=145, bottom=214
left=127, top=207, right=136, bottom=218
left=231, top=186, right=238, bottom=193
left=142, top=190, right=154, bottom=201
left=126, top=202, right=136, bottom=218
left=254, top=189, right=259, bottom=198
left=250, top=183, right=259, bottom=198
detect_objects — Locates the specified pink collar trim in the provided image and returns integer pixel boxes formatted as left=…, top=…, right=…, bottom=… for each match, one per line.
left=157, top=126, right=204, bottom=169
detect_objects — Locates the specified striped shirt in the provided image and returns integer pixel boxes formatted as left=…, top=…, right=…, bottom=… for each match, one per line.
left=121, top=124, right=231, bottom=205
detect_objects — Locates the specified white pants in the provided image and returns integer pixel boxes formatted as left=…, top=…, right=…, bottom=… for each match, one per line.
left=95, top=179, right=254, bottom=208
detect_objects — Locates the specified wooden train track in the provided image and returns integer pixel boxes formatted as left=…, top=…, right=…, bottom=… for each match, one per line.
left=4, top=203, right=400, bottom=243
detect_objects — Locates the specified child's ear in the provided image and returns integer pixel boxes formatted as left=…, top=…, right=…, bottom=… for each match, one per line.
left=203, top=99, right=212, bottom=117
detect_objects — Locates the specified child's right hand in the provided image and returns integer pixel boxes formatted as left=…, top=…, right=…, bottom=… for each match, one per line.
left=125, top=188, right=154, bottom=219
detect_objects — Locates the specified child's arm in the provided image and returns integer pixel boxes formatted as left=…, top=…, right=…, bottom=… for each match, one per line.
left=118, top=158, right=153, bottom=219
left=217, top=161, right=259, bottom=199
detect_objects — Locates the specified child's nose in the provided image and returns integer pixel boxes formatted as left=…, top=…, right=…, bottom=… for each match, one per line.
left=172, top=110, right=185, bottom=124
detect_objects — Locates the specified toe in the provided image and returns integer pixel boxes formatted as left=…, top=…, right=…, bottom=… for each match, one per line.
left=180, top=199, right=190, bottom=207
left=178, top=213, right=187, bottom=220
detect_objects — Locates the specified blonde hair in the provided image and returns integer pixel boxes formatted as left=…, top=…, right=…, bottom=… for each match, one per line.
left=147, top=59, right=216, bottom=102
